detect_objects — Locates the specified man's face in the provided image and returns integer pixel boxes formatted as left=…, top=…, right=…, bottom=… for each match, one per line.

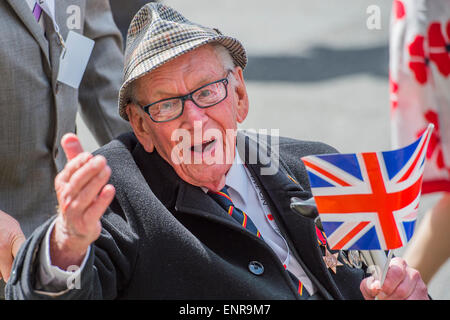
left=127, top=45, right=249, bottom=191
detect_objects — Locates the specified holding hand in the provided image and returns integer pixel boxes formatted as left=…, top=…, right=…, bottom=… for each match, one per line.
left=51, top=133, right=115, bottom=270
left=360, top=257, right=429, bottom=300
left=0, top=210, right=25, bottom=282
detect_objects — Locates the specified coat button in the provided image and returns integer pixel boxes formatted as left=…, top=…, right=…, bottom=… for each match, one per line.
left=248, top=261, right=264, bottom=276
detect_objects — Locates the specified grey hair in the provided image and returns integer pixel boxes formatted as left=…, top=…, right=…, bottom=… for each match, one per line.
left=210, top=43, right=238, bottom=87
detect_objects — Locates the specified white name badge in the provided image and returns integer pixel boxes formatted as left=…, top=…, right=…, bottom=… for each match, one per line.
left=57, top=31, right=94, bottom=89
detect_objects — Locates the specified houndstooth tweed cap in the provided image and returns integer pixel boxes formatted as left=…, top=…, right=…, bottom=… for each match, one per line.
left=118, top=3, right=247, bottom=120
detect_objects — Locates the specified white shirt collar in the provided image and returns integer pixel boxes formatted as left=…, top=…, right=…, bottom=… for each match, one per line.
left=201, top=148, right=248, bottom=205
left=225, top=149, right=248, bottom=205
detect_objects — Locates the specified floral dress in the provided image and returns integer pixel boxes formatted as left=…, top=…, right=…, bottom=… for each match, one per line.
left=390, top=0, right=450, bottom=194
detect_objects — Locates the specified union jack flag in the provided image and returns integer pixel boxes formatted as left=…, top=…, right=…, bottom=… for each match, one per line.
left=301, top=124, right=434, bottom=250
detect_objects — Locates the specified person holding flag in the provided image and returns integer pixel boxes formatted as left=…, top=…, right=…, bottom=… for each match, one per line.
left=6, top=3, right=429, bottom=300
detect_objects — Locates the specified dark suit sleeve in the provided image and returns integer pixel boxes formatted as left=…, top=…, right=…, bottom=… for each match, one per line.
left=5, top=207, right=139, bottom=300
left=78, top=0, right=131, bottom=145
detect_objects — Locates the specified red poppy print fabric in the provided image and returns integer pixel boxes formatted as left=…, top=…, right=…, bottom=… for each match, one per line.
left=390, top=0, right=450, bottom=194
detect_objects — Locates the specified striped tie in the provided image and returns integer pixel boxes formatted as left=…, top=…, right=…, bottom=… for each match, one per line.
left=208, top=186, right=310, bottom=298
left=208, top=186, right=262, bottom=238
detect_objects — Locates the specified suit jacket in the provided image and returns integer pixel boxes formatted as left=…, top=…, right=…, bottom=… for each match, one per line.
left=6, top=131, right=368, bottom=300
left=0, top=0, right=130, bottom=236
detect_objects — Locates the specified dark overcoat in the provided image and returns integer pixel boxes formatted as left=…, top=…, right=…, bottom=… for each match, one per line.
left=6, top=131, right=367, bottom=299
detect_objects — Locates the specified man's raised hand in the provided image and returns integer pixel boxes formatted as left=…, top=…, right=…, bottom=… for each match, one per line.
left=51, top=133, right=115, bottom=270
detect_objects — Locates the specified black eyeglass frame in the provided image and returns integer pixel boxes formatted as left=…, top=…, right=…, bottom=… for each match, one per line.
left=137, top=73, right=231, bottom=123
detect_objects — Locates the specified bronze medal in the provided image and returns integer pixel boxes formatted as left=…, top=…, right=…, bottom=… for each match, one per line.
left=323, top=248, right=343, bottom=274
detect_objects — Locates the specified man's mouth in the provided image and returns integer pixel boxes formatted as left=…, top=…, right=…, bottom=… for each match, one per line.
left=191, top=138, right=216, bottom=153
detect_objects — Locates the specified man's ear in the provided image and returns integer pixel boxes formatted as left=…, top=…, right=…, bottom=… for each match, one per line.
left=232, top=67, right=249, bottom=123
left=126, top=104, right=155, bottom=153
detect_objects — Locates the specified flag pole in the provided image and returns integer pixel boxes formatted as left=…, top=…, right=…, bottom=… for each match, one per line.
left=373, top=250, right=393, bottom=300
left=379, top=250, right=394, bottom=287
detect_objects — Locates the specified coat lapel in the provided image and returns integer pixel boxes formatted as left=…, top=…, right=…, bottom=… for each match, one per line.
left=6, top=0, right=50, bottom=66
left=238, top=131, right=344, bottom=300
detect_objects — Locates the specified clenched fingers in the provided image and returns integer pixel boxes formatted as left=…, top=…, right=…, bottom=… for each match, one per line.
left=360, top=274, right=381, bottom=299
left=377, top=258, right=428, bottom=300
left=361, top=257, right=429, bottom=300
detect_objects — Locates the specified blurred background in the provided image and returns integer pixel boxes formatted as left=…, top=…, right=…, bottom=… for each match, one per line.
left=76, top=0, right=449, bottom=299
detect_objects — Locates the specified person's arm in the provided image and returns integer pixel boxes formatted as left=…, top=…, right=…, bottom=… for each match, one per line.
left=35, top=220, right=90, bottom=294
left=78, top=0, right=131, bottom=144
left=6, top=134, right=138, bottom=300
left=402, top=194, right=450, bottom=284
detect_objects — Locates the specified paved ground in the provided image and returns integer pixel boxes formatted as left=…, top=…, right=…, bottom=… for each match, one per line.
left=77, top=0, right=449, bottom=299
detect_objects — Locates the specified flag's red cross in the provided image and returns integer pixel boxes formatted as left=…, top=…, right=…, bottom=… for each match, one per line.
left=303, top=151, right=424, bottom=249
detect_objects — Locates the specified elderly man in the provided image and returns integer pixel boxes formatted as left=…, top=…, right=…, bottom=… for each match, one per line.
left=6, top=3, right=428, bottom=300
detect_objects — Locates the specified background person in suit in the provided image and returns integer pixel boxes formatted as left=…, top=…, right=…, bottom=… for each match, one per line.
left=7, top=3, right=428, bottom=300
left=0, top=0, right=130, bottom=293
left=109, top=0, right=157, bottom=43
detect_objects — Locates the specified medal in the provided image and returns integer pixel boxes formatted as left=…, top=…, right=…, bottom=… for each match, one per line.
left=323, top=248, right=343, bottom=274
left=339, top=250, right=352, bottom=268
left=348, top=250, right=363, bottom=269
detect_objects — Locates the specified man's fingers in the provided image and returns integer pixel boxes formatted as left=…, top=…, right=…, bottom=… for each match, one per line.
left=11, top=233, right=26, bottom=258
left=360, top=276, right=381, bottom=300
left=378, top=257, right=406, bottom=298
left=406, top=275, right=429, bottom=300
left=83, top=184, right=116, bottom=225
left=56, top=152, right=93, bottom=186
left=379, top=266, right=427, bottom=300
left=65, top=165, right=112, bottom=215
left=0, top=253, right=13, bottom=282
left=57, top=155, right=107, bottom=211
left=65, top=156, right=108, bottom=204
left=61, top=133, right=84, bottom=161
left=373, top=257, right=429, bottom=300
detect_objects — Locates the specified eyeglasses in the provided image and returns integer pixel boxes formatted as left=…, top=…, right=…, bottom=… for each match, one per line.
left=137, top=72, right=231, bottom=123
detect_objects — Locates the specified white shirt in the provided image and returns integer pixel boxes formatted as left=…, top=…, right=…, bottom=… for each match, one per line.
left=37, top=151, right=315, bottom=295
left=220, top=151, right=316, bottom=295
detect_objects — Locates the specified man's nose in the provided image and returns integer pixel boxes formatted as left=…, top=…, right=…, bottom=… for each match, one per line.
left=180, top=99, right=208, bottom=129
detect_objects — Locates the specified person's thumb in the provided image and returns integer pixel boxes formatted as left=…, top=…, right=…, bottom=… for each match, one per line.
left=61, top=133, right=84, bottom=161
